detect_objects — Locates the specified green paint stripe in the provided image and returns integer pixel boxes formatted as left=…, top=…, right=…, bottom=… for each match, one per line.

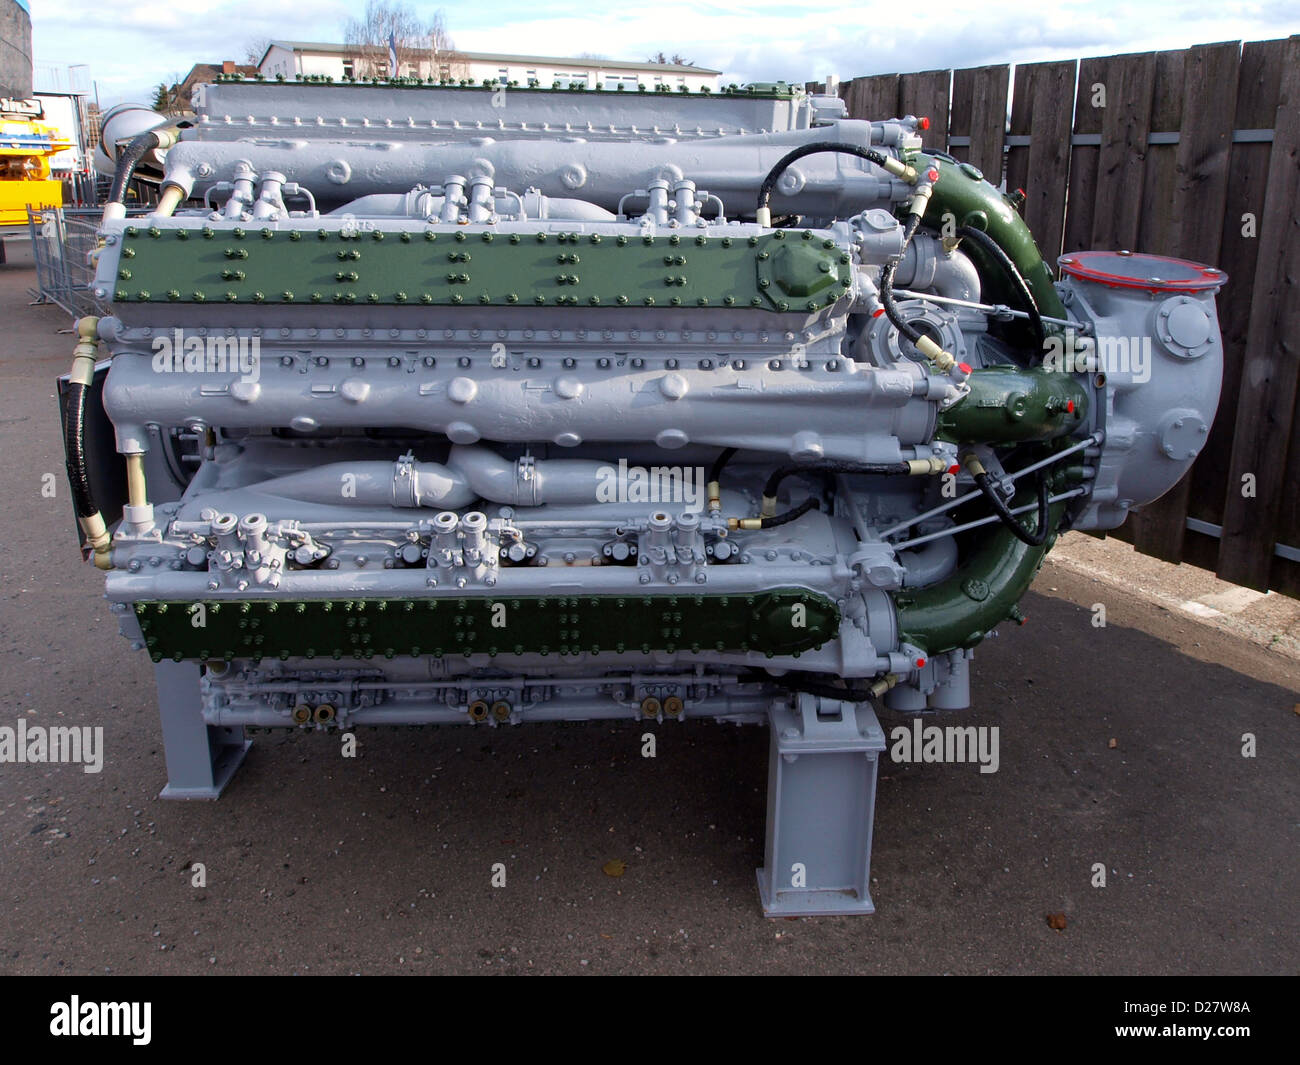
left=115, top=228, right=848, bottom=311
left=134, top=589, right=839, bottom=662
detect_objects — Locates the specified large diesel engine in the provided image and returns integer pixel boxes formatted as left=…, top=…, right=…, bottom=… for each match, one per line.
left=68, top=77, right=1225, bottom=915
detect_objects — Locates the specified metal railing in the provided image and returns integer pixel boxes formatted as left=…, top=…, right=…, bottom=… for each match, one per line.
left=25, top=205, right=144, bottom=318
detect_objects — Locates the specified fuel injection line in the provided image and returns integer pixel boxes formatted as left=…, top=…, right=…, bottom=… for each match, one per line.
left=754, top=142, right=919, bottom=227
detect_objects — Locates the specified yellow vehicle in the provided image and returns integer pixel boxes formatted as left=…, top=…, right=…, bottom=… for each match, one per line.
left=0, top=98, right=69, bottom=228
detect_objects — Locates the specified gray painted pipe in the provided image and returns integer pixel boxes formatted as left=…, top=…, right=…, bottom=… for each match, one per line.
left=105, top=561, right=842, bottom=599
left=252, top=459, right=474, bottom=508
left=447, top=445, right=609, bottom=505
left=203, top=691, right=774, bottom=727
left=160, top=123, right=908, bottom=213
left=326, top=190, right=616, bottom=221
left=895, top=235, right=981, bottom=302
left=899, top=533, right=959, bottom=587
left=242, top=447, right=694, bottom=509
left=102, top=356, right=933, bottom=463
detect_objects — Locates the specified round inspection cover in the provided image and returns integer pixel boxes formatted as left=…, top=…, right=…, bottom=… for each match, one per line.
left=1057, top=250, right=1226, bottom=293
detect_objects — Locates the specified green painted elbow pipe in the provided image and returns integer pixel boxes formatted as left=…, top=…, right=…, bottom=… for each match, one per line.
left=916, top=154, right=1068, bottom=323
left=895, top=497, right=1067, bottom=655
left=938, top=365, right=1089, bottom=444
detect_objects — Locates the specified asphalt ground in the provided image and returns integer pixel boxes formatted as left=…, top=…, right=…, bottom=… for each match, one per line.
left=1, top=241, right=1296, bottom=975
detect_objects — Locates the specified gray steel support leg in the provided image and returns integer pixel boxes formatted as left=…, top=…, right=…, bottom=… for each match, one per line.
left=154, top=660, right=250, bottom=799
left=757, top=693, right=886, bottom=917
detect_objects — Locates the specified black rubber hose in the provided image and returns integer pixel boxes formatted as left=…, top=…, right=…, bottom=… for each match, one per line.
left=107, top=129, right=159, bottom=206
left=708, top=447, right=737, bottom=486
left=760, top=497, right=818, bottom=529
left=763, top=460, right=910, bottom=501
left=756, top=142, right=897, bottom=217
left=957, top=224, right=1047, bottom=350
left=973, top=469, right=1050, bottom=547
left=63, top=382, right=98, bottom=520
left=756, top=670, right=877, bottom=703
left=878, top=213, right=927, bottom=344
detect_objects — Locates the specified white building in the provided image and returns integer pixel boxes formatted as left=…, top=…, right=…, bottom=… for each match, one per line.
left=257, top=41, right=719, bottom=93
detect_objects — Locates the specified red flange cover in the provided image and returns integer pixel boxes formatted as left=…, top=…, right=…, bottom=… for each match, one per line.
left=1057, top=250, right=1226, bottom=293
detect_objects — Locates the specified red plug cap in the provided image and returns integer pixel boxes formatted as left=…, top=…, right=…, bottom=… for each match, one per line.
left=1067, top=399, right=1075, bottom=413
left=871, top=307, right=886, bottom=318
left=947, top=464, right=960, bottom=475
left=915, top=656, right=927, bottom=668
left=926, top=167, right=939, bottom=182
left=958, top=361, right=972, bottom=374
left=918, top=116, right=930, bottom=130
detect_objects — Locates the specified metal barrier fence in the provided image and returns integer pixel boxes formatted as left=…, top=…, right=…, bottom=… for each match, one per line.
left=27, top=206, right=102, bottom=317
left=24, top=206, right=151, bottom=318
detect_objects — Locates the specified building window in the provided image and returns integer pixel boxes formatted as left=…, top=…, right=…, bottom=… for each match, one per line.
left=604, top=74, right=638, bottom=91
left=498, top=68, right=509, bottom=85
left=342, top=60, right=354, bottom=78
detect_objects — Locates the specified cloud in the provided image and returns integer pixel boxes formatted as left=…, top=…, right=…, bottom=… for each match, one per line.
left=30, top=0, right=1300, bottom=107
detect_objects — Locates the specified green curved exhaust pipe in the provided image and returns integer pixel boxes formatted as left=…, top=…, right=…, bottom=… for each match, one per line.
left=894, top=495, right=1067, bottom=656
left=916, top=154, right=1068, bottom=324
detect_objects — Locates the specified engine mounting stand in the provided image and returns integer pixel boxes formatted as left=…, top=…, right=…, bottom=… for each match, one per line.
left=757, top=693, right=886, bottom=916
left=154, top=660, right=251, bottom=799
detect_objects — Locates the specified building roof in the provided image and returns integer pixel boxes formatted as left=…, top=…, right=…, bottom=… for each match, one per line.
left=174, top=62, right=259, bottom=112
left=180, top=62, right=259, bottom=84
left=260, top=41, right=718, bottom=76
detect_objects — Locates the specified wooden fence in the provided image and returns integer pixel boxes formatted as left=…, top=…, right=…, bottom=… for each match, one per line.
left=812, top=36, right=1300, bottom=595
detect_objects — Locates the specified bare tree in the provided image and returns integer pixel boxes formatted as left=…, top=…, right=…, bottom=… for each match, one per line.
left=343, top=2, right=465, bottom=80
left=243, top=37, right=271, bottom=68
left=649, top=51, right=697, bottom=67
left=427, top=9, right=468, bottom=80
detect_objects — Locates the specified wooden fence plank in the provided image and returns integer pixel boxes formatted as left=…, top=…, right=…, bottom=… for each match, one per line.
left=1003, top=66, right=1030, bottom=201
left=1268, top=398, right=1300, bottom=595
left=1189, top=38, right=1288, bottom=547
left=844, top=74, right=900, bottom=121
left=1135, top=48, right=1187, bottom=256
left=1219, top=35, right=1300, bottom=590
left=1089, top=52, right=1157, bottom=250
left=899, top=68, right=952, bottom=147
left=1063, top=57, right=1105, bottom=255
left=951, top=64, right=1010, bottom=181
left=1007, top=60, right=1076, bottom=265
left=1130, top=42, right=1241, bottom=561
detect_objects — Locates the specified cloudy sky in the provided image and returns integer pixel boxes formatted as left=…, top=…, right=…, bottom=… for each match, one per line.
left=29, top=0, right=1300, bottom=108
